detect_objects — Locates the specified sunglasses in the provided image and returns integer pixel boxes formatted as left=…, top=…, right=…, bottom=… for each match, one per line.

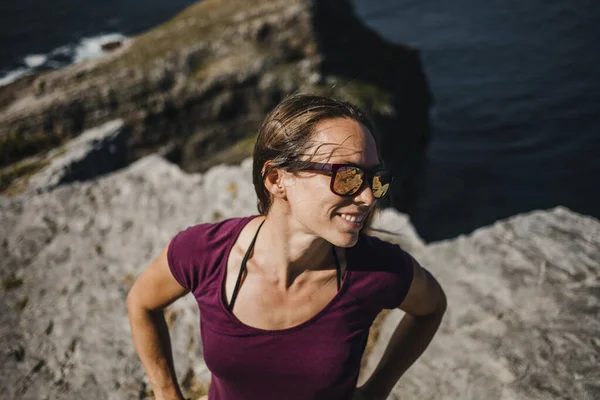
left=283, top=161, right=393, bottom=199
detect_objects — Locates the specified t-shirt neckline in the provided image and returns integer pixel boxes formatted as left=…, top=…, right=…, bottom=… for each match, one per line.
left=217, top=215, right=351, bottom=335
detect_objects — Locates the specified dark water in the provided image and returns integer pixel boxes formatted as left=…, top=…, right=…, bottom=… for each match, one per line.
left=0, top=0, right=197, bottom=78
left=1, top=0, right=599, bottom=241
left=353, top=0, right=600, bottom=241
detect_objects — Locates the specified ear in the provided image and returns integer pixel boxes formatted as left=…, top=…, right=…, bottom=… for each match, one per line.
left=262, top=163, right=286, bottom=198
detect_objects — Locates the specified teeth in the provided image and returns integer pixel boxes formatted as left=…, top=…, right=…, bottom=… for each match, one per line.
left=340, top=213, right=363, bottom=223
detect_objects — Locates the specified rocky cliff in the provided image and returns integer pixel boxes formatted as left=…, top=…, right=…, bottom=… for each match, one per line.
left=0, top=123, right=598, bottom=399
left=362, top=207, right=600, bottom=399
left=1, top=1, right=598, bottom=398
left=0, top=0, right=431, bottom=211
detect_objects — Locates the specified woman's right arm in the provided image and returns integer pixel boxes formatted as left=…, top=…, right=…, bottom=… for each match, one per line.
left=127, top=241, right=190, bottom=400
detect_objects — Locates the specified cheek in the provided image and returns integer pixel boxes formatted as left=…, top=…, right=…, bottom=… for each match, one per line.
left=288, top=177, right=336, bottom=209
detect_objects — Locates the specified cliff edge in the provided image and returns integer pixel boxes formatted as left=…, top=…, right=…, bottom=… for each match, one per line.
left=1, top=141, right=598, bottom=398
left=0, top=0, right=431, bottom=210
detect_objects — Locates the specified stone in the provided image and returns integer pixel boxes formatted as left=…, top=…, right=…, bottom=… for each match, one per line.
left=26, top=119, right=128, bottom=193
left=1, top=143, right=598, bottom=398
left=101, top=41, right=123, bottom=52
left=361, top=207, right=600, bottom=400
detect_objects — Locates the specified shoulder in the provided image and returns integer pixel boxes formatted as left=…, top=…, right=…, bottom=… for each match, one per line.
left=351, top=233, right=413, bottom=271
left=348, top=233, right=415, bottom=309
left=170, top=216, right=253, bottom=251
left=167, top=216, right=255, bottom=293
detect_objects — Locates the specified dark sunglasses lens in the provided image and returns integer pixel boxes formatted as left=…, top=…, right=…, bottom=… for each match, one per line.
left=372, top=171, right=392, bottom=198
left=333, top=166, right=364, bottom=196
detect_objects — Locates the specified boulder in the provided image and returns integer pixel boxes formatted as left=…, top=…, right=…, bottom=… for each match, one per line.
left=362, top=207, right=600, bottom=399
left=101, top=41, right=123, bottom=52
left=1, top=155, right=242, bottom=399
left=1, top=146, right=598, bottom=399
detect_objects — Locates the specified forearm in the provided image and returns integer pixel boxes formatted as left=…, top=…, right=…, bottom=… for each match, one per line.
left=128, top=304, right=184, bottom=400
left=361, top=307, right=445, bottom=399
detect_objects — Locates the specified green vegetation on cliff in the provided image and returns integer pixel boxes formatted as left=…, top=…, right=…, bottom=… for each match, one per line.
left=0, top=0, right=430, bottom=206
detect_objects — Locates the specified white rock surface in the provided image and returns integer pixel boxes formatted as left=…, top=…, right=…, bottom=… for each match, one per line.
left=1, top=151, right=598, bottom=399
left=363, top=207, right=600, bottom=400
left=1, top=155, right=256, bottom=399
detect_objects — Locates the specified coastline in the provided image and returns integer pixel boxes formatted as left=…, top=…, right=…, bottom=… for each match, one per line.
left=0, top=33, right=128, bottom=87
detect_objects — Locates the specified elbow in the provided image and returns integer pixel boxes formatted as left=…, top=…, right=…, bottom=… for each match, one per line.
left=438, top=296, right=447, bottom=320
left=419, top=291, right=446, bottom=323
left=429, top=270, right=447, bottom=317
left=127, top=285, right=154, bottom=327
left=421, top=284, right=447, bottom=319
left=435, top=285, right=447, bottom=317
left=422, top=274, right=447, bottom=318
left=126, top=288, right=135, bottom=317
left=126, top=283, right=142, bottom=317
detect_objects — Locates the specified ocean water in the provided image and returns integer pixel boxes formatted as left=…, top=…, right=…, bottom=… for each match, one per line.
left=353, top=0, right=600, bottom=240
left=1, top=0, right=599, bottom=241
left=0, top=0, right=197, bottom=84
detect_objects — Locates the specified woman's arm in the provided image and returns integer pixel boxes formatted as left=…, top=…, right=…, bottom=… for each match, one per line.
left=357, top=255, right=447, bottom=399
left=127, top=242, right=190, bottom=400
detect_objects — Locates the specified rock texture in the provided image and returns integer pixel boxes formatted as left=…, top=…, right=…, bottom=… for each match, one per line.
left=362, top=207, right=600, bottom=400
left=25, top=120, right=129, bottom=193
left=2, top=2, right=596, bottom=399
left=1, top=155, right=255, bottom=400
left=0, top=0, right=431, bottom=211
left=1, top=141, right=598, bottom=399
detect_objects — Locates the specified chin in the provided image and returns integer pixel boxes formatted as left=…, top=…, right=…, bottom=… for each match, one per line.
left=329, top=230, right=360, bottom=248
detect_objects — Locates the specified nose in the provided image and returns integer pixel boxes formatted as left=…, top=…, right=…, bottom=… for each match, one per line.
left=353, top=180, right=376, bottom=205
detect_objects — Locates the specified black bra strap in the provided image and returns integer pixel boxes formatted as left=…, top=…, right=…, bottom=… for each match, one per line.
left=228, top=219, right=342, bottom=311
left=229, top=219, right=265, bottom=311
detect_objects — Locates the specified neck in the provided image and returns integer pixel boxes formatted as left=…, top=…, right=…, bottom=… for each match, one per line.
left=254, top=209, right=334, bottom=290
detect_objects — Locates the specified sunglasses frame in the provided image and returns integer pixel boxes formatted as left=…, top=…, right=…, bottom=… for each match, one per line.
left=283, top=161, right=393, bottom=199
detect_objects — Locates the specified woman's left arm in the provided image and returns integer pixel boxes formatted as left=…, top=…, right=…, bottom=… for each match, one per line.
left=357, top=255, right=447, bottom=400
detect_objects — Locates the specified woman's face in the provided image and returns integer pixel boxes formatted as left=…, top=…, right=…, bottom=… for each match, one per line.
left=282, top=117, right=380, bottom=247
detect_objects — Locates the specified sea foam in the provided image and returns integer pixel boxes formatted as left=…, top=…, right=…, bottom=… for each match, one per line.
left=73, top=33, right=127, bottom=63
left=0, top=32, right=127, bottom=87
left=24, top=54, right=47, bottom=68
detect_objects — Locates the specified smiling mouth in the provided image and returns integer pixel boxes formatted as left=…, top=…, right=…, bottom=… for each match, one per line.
left=339, top=213, right=364, bottom=223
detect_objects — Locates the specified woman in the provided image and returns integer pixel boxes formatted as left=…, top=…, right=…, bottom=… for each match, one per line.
left=127, top=94, right=446, bottom=400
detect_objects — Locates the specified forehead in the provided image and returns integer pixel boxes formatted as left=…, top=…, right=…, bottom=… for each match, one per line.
left=309, top=118, right=379, bottom=165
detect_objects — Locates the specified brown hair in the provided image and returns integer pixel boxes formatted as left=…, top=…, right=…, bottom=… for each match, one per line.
left=252, top=94, right=381, bottom=219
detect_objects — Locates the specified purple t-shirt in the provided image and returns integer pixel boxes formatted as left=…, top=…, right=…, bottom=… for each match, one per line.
left=168, top=216, right=414, bottom=400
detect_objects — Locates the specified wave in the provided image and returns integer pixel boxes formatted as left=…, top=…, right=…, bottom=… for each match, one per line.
left=73, top=33, right=127, bottom=63
left=0, top=32, right=127, bottom=87
left=24, top=54, right=47, bottom=68
left=0, top=68, right=30, bottom=86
